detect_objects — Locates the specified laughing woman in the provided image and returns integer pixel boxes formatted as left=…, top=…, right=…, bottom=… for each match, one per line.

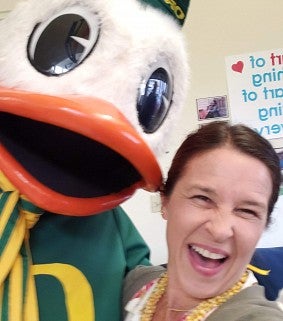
left=123, top=121, right=283, bottom=321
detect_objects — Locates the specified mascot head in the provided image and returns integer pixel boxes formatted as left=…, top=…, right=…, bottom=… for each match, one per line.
left=0, top=0, right=190, bottom=215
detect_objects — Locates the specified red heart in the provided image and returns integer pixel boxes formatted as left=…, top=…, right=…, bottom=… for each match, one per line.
left=232, top=61, right=244, bottom=73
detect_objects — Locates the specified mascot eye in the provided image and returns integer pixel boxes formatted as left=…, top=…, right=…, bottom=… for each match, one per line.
left=28, top=7, right=100, bottom=76
left=137, top=65, right=173, bottom=133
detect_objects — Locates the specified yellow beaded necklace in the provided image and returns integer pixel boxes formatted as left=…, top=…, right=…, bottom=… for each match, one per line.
left=140, top=271, right=249, bottom=321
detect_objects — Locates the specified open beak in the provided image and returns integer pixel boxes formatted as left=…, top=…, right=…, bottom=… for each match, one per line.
left=0, top=87, right=162, bottom=216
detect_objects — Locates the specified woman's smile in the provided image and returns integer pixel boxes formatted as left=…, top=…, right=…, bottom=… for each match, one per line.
left=188, top=244, right=229, bottom=276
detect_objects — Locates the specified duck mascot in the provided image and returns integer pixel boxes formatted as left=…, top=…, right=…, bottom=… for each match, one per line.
left=0, top=0, right=190, bottom=320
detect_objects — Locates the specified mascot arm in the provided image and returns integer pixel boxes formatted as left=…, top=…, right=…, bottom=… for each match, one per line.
left=113, top=207, right=151, bottom=272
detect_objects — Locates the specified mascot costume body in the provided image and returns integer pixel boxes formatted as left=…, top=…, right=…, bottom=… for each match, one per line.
left=0, top=0, right=190, bottom=320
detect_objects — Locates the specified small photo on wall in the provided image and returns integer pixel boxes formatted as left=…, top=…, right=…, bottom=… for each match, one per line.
left=197, top=95, right=228, bottom=121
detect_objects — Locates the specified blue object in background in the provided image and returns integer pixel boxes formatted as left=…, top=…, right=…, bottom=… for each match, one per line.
left=251, top=247, right=283, bottom=301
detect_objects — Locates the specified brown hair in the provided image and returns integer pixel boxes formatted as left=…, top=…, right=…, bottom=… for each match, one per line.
left=162, top=121, right=281, bottom=225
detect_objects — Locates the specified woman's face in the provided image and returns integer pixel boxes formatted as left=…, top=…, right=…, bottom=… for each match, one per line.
left=162, top=146, right=272, bottom=300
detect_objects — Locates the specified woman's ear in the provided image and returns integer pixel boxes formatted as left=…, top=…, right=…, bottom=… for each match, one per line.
left=159, top=183, right=169, bottom=220
left=161, top=207, right=168, bottom=220
left=160, top=194, right=168, bottom=220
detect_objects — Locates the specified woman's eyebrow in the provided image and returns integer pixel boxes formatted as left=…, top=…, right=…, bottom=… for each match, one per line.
left=186, top=185, right=216, bottom=195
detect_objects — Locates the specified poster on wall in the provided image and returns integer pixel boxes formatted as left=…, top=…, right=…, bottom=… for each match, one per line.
left=226, top=49, right=283, bottom=195
left=225, top=48, right=283, bottom=141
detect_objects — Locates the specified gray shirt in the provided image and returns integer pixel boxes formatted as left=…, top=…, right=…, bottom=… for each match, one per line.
left=123, top=265, right=283, bottom=321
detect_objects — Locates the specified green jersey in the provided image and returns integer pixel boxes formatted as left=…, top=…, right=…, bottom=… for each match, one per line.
left=30, top=207, right=150, bottom=321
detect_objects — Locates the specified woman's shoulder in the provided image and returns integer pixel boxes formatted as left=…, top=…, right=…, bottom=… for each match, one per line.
left=126, top=265, right=166, bottom=283
left=123, top=265, right=166, bottom=309
left=208, top=285, right=283, bottom=321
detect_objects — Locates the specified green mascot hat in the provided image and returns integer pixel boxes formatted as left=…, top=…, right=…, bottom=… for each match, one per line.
left=140, top=0, right=190, bottom=26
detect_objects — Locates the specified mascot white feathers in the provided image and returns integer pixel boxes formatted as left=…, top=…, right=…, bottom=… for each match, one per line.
left=0, top=0, right=190, bottom=320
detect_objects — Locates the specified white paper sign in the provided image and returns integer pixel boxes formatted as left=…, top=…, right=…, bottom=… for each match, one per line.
left=226, top=49, right=283, bottom=140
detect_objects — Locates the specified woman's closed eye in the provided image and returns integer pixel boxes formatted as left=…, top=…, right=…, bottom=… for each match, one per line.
left=191, top=194, right=212, bottom=206
left=195, top=195, right=210, bottom=201
left=236, top=208, right=259, bottom=219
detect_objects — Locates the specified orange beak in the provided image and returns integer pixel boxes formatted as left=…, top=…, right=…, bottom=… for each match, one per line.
left=0, top=87, right=162, bottom=216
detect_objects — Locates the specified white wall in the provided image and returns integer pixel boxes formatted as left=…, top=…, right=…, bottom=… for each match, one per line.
left=1, top=0, right=283, bottom=265
left=0, top=0, right=18, bottom=18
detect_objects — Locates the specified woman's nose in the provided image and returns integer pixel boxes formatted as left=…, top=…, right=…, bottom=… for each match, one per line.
left=205, top=209, right=234, bottom=242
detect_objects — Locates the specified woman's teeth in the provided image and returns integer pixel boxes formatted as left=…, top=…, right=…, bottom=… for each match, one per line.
left=191, top=245, right=226, bottom=260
